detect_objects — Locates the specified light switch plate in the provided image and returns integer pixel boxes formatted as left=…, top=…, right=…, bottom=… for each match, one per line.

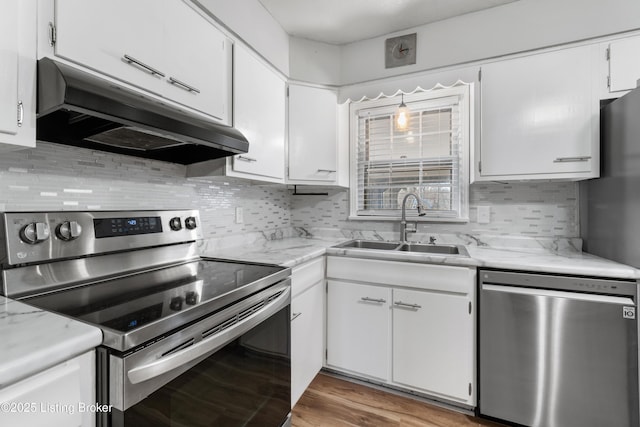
left=477, top=206, right=491, bottom=224
left=235, top=207, right=244, bottom=224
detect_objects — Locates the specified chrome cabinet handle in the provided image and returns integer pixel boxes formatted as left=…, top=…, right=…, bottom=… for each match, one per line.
left=291, top=312, right=302, bottom=321
left=361, top=297, right=386, bottom=304
left=317, top=169, right=337, bottom=173
left=237, top=156, right=257, bottom=162
left=394, top=301, right=422, bottom=309
left=168, top=77, right=201, bottom=94
left=554, top=156, right=591, bottom=163
left=123, top=54, right=165, bottom=77
left=17, top=102, right=23, bottom=127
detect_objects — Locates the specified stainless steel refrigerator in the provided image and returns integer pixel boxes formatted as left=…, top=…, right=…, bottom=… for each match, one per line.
left=581, top=85, right=640, bottom=266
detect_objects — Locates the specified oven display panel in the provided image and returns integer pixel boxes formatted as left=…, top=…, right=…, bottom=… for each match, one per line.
left=94, top=216, right=163, bottom=238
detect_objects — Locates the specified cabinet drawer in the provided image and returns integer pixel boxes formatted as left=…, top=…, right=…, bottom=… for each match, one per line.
left=327, top=256, right=473, bottom=294
left=291, top=257, right=325, bottom=298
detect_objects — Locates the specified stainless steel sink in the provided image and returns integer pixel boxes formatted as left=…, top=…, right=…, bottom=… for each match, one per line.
left=334, top=240, right=469, bottom=257
left=397, top=243, right=463, bottom=255
left=335, top=240, right=402, bottom=250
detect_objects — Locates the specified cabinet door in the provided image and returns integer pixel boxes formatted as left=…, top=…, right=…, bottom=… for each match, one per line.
left=326, top=280, right=390, bottom=381
left=480, top=45, right=598, bottom=179
left=232, top=44, right=286, bottom=181
left=288, top=85, right=338, bottom=182
left=54, top=0, right=165, bottom=96
left=609, top=36, right=640, bottom=93
left=0, top=351, right=95, bottom=427
left=392, top=288, right=473, bottom=403
left=0, top=0, right=36, bottom=151
left=163, top=1, right=231, bottom=122
left=291, top=280, right=324, bottom=407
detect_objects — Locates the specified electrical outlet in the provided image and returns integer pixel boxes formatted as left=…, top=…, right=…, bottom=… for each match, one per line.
left=235, top=207, right=244, bottom=224
left=477, top=206, right=491, bottom=224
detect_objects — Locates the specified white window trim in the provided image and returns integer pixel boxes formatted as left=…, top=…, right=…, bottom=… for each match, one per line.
left=348, top=82, right=473, bottom=222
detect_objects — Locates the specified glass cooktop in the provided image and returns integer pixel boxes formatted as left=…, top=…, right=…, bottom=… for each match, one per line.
left=22, top=258, right=288, bottom=352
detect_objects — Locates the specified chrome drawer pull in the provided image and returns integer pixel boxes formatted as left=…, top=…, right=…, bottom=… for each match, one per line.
left=553, top=156, right=591, bottom=163
left=168, top=77, right=201, bottom=94
left=123, top=54, right=165, bottom=77
left=291, top=312, right=302, bottom=321
left=237, top=155, right=257, bottom=162
left=361, top=297, right=386, bottom=304
left=317, top=169, right=337, bottom=173
left=394, top=301, right=422, bottom=309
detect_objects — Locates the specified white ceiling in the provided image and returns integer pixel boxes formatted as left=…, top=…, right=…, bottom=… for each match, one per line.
left=258, top=0, right=519, bottom=45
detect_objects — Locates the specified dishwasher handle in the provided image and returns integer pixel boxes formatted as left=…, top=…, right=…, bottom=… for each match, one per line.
left=482, top=284, right=635, bottom=306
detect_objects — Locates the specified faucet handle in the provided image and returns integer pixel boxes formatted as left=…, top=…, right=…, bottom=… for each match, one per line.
left=429, top=236, right=437, bottom=244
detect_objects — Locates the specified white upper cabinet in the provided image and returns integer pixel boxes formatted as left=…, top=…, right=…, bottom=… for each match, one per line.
left=231, top=44, right=286, bottom=182
left=288, top=84, right=342, bottom=185
left=46, top=0, right=231, bottom=123
left=162, top=0, right=231, bottom=121
left=54, top=0, right=165, bottom=96
left=187, top=44, right=286, bottom=183
left=0, top=0, right=36, bottom=152
left=477, top=44, right=600, bottom=181
left=608, top=35, right=640, bottom=94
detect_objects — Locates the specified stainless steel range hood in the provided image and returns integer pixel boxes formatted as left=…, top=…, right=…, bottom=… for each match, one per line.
left=36, top=58, right=248, bottom=164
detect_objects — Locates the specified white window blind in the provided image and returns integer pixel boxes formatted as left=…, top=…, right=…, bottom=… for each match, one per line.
left=350, top=86, right=470, bottom=221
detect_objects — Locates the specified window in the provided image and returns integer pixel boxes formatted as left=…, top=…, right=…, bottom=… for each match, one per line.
left=349, top=84, right=472, bottom=222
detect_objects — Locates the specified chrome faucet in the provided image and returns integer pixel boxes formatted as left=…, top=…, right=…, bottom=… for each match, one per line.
left=400, top=192, right=426, bottom=242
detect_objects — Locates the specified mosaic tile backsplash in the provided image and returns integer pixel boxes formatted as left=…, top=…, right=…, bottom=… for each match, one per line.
left=0, top=142, right=578, bottom=239
left=0, top=142, right=290, bottom=240
left=290, top=182, right=579, bottom=237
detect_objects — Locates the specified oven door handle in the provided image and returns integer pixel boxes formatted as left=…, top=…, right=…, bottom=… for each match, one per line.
left=126, top=284, right=290, bottom=385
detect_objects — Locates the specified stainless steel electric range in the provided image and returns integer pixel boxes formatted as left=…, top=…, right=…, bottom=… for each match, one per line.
left=0, top=210, right=292, bottom=427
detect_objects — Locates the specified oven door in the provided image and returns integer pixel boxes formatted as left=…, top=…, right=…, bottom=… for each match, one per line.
left=103, top=280, right=291, bottom=427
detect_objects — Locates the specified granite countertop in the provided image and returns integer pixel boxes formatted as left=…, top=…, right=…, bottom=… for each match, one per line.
left=0, top=297, right=102, bottom=389
left=200, top=232, right=640, bottom=280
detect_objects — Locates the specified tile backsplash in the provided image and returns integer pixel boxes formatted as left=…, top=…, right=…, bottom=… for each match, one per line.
left=290, top=182, right=579, bottom=237
left=0, top=142, right=578, bottom=240
left=0, top=142, right=290, bottom=239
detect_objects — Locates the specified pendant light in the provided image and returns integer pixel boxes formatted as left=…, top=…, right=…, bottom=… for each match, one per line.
left=395, top=93, right=410, bottom=131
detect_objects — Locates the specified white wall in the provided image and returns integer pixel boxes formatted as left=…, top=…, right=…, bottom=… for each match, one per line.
left=194, top=0, right=290, bottom=75
left=340, top=0, right=640, bottom=85
left=289, top=37, right=341, bottom=85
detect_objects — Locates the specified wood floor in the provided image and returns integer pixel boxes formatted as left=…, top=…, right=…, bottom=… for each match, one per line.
left=292, top=373, right=506, bottom=427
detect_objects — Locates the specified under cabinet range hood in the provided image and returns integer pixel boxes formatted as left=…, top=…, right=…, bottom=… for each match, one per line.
left=36, top=58, right=248, bottom=164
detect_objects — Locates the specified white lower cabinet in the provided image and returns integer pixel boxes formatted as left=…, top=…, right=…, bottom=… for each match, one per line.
left=326, top=280, right=391, bottom=381
left=290, top=257, right=325, bottom=407
left=0, top=351, right=96, bottom=427
left=392, top=288, right=473, bottom=401
left=326, top=256, right=476, bottom=406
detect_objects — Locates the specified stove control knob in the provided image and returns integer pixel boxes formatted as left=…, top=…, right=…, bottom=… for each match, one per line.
left=169, top=217, right=182, bottom=231
left=185, top=291, right=198, bottom=306
left=56, top=221, right=82, bottom=241
left=185, top=216, right=197, bottom=230
left=20, top=222, right=51, bottom=244
left=170, top=296, right=183, bottom=311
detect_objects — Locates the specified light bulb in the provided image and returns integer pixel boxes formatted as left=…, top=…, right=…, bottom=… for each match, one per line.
left=396, top=103, right=410, bottom=131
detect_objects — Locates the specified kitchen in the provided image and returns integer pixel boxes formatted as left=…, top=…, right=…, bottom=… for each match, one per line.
left=1, top=0, right=640, bottom=426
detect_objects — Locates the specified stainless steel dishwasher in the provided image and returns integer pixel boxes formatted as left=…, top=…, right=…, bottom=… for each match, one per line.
left=479, top=269, right=639, bottom=427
